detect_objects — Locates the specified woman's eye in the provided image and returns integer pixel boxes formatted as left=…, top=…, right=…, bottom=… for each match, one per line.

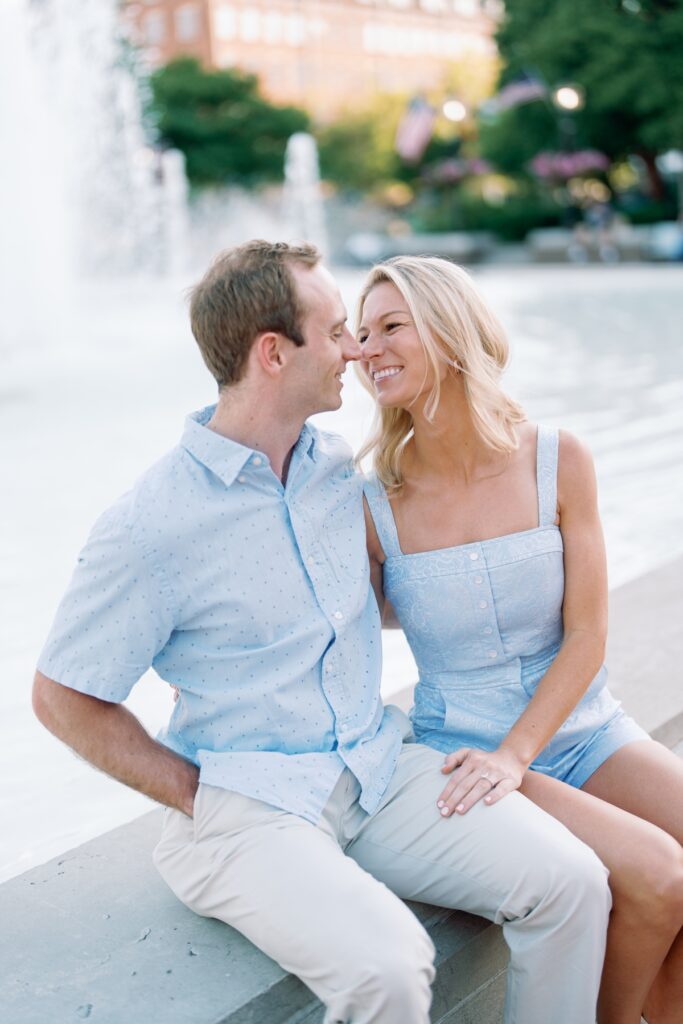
left=358, top=335, right=368, bottom=345
left=386, top=323, right=401, bottom=332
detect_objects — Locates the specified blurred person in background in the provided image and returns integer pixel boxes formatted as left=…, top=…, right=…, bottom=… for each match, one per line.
left=358, top=254, right=683, bottom=1024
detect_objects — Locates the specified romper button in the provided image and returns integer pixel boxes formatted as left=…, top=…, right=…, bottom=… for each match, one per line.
left=469, top=552, right=479, bottom=561
left=479, top=600, right=488, bottom=609
left=488, top=651, right=498, bottom=659
left=483, top=626, right=493, bottom=635
left=333, top=610, right=344, bottom=620
left=474, top=576, right=483, bottom=585
left=237, top=475, right=246, bottom=484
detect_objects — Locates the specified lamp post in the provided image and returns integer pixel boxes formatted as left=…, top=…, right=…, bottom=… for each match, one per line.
left=552, top=83, right=585, bottom=152
left=549, top=84, right=586, bottom=234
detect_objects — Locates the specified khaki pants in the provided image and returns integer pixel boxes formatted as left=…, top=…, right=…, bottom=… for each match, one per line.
left=154, top=741, right=610, bottom=1024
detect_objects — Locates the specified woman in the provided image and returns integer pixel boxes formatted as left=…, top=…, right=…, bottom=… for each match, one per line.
left=357, top=255, right=683, bottom=1024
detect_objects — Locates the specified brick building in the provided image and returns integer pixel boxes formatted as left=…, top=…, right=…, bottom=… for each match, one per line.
left=124, top=0, right=499, bottom=118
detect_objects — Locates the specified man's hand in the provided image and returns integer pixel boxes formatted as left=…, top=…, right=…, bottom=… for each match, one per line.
left=33, top=671, right=199, bottom=817
left=437, top=746, right=527, bottom=817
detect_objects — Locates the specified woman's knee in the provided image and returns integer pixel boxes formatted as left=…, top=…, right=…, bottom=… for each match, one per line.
left=620, top=834, right=683, bottom=931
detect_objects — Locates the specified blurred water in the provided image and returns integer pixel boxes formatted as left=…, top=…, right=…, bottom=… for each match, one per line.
left=2, top=263, right=682, bottom=882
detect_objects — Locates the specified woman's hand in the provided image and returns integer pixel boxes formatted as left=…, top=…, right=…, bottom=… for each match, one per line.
left=437, top=746, right=527, bottom=816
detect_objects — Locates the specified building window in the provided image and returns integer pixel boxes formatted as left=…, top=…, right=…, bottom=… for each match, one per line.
left=263, top=11, right=283, bottom=44
left=213, top=4, right=237, bottom=41
left=175, top=3, right=200, bottom=41
left=285, top=13, right=306, bottom=46
left=144, top=10, right=166, bottom=44
left=239, top=8, right=261, bottom=43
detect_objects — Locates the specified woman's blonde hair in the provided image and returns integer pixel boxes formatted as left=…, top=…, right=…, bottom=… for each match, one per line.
left=356, top=255, right=526, bottom=491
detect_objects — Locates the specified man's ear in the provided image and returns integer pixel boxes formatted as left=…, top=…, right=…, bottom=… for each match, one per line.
left=252, top=331, right=288, bottom=377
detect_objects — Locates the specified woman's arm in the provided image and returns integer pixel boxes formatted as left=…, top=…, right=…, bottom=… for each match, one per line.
left=438, top=431, right=608, bottom=816
left=364, top=497, right=395, bottom=624
left=364, top=497, right=385, bottom=615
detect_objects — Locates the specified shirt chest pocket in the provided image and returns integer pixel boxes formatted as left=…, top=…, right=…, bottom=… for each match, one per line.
left=322, top=500, right=368, bottom=584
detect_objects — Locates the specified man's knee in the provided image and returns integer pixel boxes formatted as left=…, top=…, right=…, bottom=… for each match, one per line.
left=330, top=917, right=435, bottom=1022
left=538, top=836, right=612, bottom=929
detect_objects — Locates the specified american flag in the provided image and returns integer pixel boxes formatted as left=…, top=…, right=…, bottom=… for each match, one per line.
left=395, top=97, right=436, bottom=163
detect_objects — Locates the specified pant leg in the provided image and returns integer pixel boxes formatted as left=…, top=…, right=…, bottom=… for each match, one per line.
left=347, top=743, right=611, bottom=1024
left=153, top=779, right=435, bottom=1024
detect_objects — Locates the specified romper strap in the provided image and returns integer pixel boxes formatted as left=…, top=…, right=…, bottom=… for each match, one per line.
left=363, top=475, right=403, bottom=558
left=536, top=425, right=559, bottom=528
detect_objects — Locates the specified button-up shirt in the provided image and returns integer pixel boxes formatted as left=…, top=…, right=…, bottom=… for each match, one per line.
left=38, top=406, right=404, bottom=822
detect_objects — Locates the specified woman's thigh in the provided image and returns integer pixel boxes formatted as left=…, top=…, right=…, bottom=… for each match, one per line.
left=519, top=766, right=680, bottom=892
left=580, top=739, right=683, bottom=844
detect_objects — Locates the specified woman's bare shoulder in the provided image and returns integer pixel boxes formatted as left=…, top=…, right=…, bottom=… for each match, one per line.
left=556, top=429, right=598, bottom=511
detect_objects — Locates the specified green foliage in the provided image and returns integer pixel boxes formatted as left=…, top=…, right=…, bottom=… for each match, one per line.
left=148, top=57, right=309, bottom=186
left=315, top=97, right=405, bottom=193
left=484, top=0, right=683, bottom=181
left=479, top=103, right=559, bottom=178
left=411, top=190, right=564, bottom=240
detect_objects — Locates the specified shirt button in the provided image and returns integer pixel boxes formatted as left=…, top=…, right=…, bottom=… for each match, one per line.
left=488, top=651, right=498, bottom=659
left=306, top=556, right=315, bottom=568
left=252, top=456, right=262, bottom=466
left=237, top=475, right=246, bottom=484
left=474, top=576, right=483, bottom=585
left=483, top=626, right=493, bottom=635
left=469, top=552, right=479, bottom=561
left=479, top=600, right=488, bottom=609
left=333, top=610, right=344, bottom=620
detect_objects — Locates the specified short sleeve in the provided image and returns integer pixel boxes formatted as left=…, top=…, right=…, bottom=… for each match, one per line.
left=37, top=497, right=177, bottom=702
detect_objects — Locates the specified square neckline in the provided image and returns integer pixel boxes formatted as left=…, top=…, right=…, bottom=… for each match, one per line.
left=369, top=425, right=560, bottom=560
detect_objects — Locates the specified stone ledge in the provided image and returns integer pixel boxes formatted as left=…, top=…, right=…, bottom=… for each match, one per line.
left=3, top=556, right=682, bottom=1023
left=0, top=811, right=506, bottom=1024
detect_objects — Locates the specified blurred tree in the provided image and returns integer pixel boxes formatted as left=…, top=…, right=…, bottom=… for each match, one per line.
left=483, top=0, right=683, bottom=195
left=317, top=51, right=499, bottom=195
left=148, top=57, right=309, bottom=186
left=316, top=95, right=405, bottom=193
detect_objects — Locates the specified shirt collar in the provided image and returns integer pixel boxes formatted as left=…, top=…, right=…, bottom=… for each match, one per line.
left=180, top=405, right=318, bottom=486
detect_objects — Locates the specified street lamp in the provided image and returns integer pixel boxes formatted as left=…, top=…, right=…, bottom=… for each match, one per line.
left=553, top=85, right=585, bottom=112
left=551, top=83, right=585, bottom=154
left=442, top=99, right=467, bottom=123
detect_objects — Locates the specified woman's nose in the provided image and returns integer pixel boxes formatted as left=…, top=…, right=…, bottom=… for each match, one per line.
left=360, top=331, right=383, bottom=359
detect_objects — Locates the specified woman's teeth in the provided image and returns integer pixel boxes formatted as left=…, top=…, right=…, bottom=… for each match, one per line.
left=373, top=367, right=402, bottom=382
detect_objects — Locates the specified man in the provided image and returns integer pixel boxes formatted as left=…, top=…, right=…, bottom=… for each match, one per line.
left=34, top=240, right=610, bottom=1024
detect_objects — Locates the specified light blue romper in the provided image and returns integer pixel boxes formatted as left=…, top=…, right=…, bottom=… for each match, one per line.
left=364, top=425, right=649, bottom=788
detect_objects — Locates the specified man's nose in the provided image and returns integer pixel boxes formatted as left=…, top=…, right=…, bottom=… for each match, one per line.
left=341, top=326, right=362, bottom=363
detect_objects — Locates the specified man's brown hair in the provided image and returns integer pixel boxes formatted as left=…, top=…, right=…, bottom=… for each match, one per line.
left=189, top=240, right=321, bottom=388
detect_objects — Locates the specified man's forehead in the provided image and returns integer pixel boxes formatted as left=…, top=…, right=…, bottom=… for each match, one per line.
left=292, top=262, right=345, bottom=321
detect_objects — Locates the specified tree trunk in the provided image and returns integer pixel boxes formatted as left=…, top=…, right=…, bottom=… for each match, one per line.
left=639, top=150, right=665, bottom=200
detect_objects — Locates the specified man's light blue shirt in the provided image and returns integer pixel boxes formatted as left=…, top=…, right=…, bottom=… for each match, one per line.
left=38, top=406, right=405, bottom=822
